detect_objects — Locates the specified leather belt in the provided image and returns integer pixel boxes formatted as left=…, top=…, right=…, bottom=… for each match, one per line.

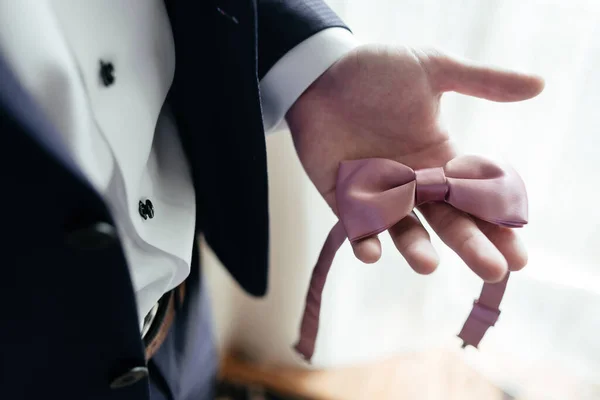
left=142, top=281, right=186, bottom=360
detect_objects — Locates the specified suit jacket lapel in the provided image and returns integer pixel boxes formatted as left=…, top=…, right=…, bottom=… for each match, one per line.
left=167, top=0, right=271, bottom=296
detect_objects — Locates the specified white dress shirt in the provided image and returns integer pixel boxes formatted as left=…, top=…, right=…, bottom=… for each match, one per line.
left=0, top=0, right=358, bottom=329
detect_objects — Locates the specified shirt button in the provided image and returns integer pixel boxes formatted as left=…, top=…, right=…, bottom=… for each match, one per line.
left=99, top=60, right=115, bottom=87
left=138, top=199, right=155, bottom=220
left=66, top=222, right=117, bottom=250
left=145, top=199, right=155, bottom=219
left=110, top=366, right=149, bottom=389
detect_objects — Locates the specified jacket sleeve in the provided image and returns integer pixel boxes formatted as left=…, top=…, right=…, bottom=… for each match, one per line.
left=257, top=0, right=350, bottom=79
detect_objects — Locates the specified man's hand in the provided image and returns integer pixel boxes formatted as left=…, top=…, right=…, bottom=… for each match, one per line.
left=286, top=45, right=544, bottom=283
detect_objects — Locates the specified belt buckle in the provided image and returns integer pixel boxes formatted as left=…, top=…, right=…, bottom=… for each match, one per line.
left=142, top=302, right=160, bottom=339
left=140, top=282, right=186, bottom=360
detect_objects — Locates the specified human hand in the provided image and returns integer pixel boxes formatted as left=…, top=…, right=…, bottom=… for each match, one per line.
left=286, top=45, right=544, bottom=282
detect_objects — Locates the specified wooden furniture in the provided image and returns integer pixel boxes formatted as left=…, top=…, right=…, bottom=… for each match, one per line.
left=219, top=350, right=510, bottom=400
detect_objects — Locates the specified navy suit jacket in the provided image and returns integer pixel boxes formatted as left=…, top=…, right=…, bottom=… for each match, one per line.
left=0, top=0, right=346, bottom=398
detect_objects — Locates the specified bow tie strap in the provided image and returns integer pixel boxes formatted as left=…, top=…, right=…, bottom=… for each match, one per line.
left=294, top=156, right=528, bottom=362
left=294, top=221, right=347, bottom=360
left=293, top=221, right=509, bottom=361
left=458, top=273, right=509, bottom=348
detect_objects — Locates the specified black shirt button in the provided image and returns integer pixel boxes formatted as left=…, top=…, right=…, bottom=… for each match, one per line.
left=66, top=222, right=117, bottom=250
left=139, top=201, right=148, bottom=220
left=145, top=199, right=154, bottom=219
left=110, top=366, right=149, bottom=389
left=99, top=60, right=115, bottom=87
left=138, top=199, right=155, bottom=220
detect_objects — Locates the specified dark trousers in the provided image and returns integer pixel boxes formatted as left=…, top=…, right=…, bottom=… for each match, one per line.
left=149, top=249, right=217, bottom=400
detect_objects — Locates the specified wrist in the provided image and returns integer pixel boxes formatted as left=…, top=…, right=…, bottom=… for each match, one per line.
left=261, top=28, right=359, bottom=133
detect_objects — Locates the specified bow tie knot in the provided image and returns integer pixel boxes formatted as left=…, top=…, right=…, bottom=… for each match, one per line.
left=415, top=167, right=448, bottom=205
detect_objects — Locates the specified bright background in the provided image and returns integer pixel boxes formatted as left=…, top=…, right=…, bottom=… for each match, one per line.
left=205, top=0, right=600, bottom=398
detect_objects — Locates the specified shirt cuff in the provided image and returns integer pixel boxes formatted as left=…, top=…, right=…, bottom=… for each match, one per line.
left=259, top=28, right=360, bottom=134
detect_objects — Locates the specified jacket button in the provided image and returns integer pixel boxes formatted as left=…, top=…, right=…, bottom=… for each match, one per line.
left=110, top=366, right=149, bottom=389
left=99, top=60, right=115, bottom=87
left=66, top=222, right=117, bottom=250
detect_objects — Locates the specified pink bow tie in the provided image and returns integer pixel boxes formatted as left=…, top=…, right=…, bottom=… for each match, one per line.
left=294, top=155, right=528, bottom=361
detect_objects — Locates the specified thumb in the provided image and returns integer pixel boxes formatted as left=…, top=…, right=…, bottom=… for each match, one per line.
left=423, top=50, right=545, bottom=102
